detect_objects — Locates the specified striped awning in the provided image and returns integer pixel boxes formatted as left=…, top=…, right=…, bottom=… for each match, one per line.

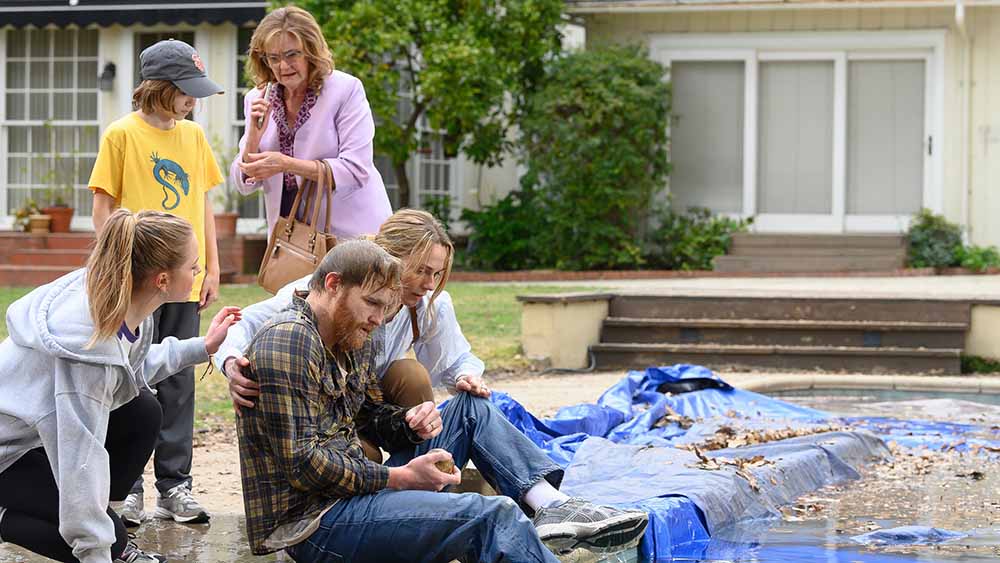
left=0, top=1, right=267, bottom=27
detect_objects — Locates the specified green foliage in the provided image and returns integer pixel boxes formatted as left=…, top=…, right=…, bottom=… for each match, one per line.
left=462, top=45, right=671, bottom=271
left=516, top=44, right=671, bottom=270
left=12, top=199, right=41, bottom=231
left=906, top=209, right=962, bottom=268
left=955, top=244, right=1000, bottom=272
left=960, top=354, right=1000, bottom=374
left=461, top=185, right=551, bottom=271
left=292, top=0, right=565, bottom=204
left=643, top=204, right=752, bottom=271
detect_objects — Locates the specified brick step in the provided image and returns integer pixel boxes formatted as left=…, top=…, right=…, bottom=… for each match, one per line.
left=601, top=317, right=967, bottom=349
left=726, top=247, right=907, bottom=258
left=44, top=233, right=95, bottom=251
left=609, top=295, right=970, bottom=324
left=712, top=254, right=905, bottom=273
left=0, top=265, right=77, bottom=286
left=590, top=342, right=961, bottom=375
left=9, top=249, right=90, bottom=267
left=730, top=233, right=906, bottom=250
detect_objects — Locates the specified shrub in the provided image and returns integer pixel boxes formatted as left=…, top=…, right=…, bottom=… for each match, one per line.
left=460, top=185, right=552, bottom=271
left=643, top=204, right=752, bottom=270
left=461, top=45, right=671, bottom=271
left=905, top=209, right=962, bottom=269
left=955, top=244, right=1000, bottom=272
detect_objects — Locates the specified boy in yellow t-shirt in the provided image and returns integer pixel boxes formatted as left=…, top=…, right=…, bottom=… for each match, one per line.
left=88, top=39, right=224, bottom=529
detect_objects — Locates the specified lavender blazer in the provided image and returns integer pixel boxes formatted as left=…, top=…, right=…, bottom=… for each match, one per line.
left=231, top=70, right=392, bottom=238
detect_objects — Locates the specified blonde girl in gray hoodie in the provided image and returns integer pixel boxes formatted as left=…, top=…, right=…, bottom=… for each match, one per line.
left=0, top=209, right=241, bottom=563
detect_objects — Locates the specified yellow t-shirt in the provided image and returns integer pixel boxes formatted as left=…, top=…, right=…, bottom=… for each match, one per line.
left=89, top=112, right=224, bottom=301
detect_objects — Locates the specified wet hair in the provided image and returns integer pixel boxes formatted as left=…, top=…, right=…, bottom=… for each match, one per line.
left=86, top=209, right=193, bottom=346
left=132, top=79, right=184, bottom=115
left=373, top=209, right=454, bottom=326
left=309, top=239, right=402, bottom=304
left=246, top=5, right=334, bottom=92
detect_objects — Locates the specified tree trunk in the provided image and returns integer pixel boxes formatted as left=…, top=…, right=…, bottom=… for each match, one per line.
left=394, top=159, right=411, bottom=209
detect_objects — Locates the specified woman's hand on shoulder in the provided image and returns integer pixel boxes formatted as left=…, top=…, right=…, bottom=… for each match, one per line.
left=204, top=306, right=242, bottom=355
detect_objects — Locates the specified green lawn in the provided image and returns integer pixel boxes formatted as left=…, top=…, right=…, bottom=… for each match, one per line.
left=1, top=282, right=592, bottom=428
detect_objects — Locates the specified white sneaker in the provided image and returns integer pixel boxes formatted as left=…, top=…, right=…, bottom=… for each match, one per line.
left=111, top=492, right=145, bottom=527
left=153, top=484, right=210, bottom=524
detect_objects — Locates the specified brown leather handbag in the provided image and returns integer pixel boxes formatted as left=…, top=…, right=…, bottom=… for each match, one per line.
left=257, top=160, right=338, bottom=294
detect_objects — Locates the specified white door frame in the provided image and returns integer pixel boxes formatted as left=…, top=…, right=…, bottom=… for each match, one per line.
left=651, top=30, right=946, bottom=234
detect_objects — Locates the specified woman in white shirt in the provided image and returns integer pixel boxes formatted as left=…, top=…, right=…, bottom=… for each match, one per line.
left=216, top=209, right=488, bottom=460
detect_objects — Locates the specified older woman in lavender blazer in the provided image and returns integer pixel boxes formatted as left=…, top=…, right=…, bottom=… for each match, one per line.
left=231, top=5, right=391, bottom=238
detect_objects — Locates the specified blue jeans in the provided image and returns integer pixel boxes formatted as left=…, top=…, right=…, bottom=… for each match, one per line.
left=287, top=393, right=563, bottom=563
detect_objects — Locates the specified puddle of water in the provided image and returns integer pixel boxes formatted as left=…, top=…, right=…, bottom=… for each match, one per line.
left=0, top=514, right=277, bottom=563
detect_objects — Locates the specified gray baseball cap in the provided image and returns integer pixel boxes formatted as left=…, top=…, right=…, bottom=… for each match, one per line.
left=139, top=39, right=224, bottom=98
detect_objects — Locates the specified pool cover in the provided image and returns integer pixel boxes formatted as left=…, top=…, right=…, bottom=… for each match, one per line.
left=489, top=365, right=1000, bottom=562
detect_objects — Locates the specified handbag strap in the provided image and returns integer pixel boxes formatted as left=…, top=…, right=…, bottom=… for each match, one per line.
left=305, top=160, right=334, bottom=232
left=408, top=306, right=420, bottom=347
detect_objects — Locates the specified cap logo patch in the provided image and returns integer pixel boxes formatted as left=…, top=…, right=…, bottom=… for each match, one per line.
left=191, top=53, right=205, bottom=73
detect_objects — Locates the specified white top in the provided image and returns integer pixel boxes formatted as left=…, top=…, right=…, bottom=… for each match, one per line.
left=214, top=275, right=485, bottom=389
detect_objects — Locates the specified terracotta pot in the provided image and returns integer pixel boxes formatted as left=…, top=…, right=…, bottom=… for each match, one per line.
left=214, top=212, right=239, bottom=238
left=42, top=206, right=74, bottom=233
left=28, top=214, right=52, bottom=234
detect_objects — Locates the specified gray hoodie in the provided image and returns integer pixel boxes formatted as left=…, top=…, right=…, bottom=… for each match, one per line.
left=0, top=269, right=208, bottom=563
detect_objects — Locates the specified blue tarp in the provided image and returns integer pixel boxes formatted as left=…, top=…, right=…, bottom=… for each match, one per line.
left=490, top=365, right=1000, bottom=562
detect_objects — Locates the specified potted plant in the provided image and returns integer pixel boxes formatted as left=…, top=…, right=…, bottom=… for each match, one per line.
left=41, top=183, right=75, bottom=233
left=14, top=199, right=51, bottom=233
left=210, top=136, right=244, bottom=238
left=213, top=185, right=242, bottom=238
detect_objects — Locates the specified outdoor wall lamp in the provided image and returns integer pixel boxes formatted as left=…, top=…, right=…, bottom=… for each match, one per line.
left=99, top=62, right=116, bottom=92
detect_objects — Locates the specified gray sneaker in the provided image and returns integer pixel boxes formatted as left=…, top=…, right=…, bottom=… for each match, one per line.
left=532, top=497, right=648, bottom=555
left=111, top=492, right=145, bottom=528
left=153, top=484, right=210, bottom=524
left=114, top=536, right=167, bottom=562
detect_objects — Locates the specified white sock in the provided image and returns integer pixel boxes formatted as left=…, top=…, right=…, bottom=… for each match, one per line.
left=522, top=480, right=570, bottom=511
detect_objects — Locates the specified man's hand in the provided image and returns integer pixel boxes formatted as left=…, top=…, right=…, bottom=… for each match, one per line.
left=226, top=356, right=260, bottom=413
left=455, top=374, right=490, bottom=398
left=387, top=449, right=461, bottom=491
left=405, top=401, right=442, bottom=440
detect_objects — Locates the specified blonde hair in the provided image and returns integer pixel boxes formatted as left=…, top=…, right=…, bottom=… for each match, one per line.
left=246, top=5, right=333, bottom=92
left=373, top=209, right=454, bottom=333
left=132, top=80, right=184, bottom=115
left=86, top=209, right=193, bottom=346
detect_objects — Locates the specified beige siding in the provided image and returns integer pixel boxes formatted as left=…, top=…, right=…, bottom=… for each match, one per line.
left=584, top=7, right=1000, bottom=248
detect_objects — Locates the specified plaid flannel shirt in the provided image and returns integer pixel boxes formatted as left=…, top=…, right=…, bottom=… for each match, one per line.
left=237, top=295, right=421, bottom=554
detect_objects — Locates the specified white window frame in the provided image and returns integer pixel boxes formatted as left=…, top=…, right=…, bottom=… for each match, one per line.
left=0, top=26, right=103, bottom=231
left=652, top=31, right=945, bottom=234
left=227, top=24, right=266, bottom=234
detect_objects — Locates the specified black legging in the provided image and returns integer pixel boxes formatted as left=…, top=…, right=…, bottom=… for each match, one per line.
left=0, top=390, right=162, bottom=562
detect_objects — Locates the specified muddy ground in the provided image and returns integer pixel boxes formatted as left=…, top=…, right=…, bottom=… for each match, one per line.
left=2, top=371, right=998, bottom=562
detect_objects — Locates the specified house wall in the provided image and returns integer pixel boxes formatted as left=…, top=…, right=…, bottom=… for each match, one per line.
left=581, top=7, right=1000, bottom=248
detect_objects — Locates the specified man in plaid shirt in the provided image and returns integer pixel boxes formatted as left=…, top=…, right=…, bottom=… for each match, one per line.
left=237, top=240, right=647, bottom=562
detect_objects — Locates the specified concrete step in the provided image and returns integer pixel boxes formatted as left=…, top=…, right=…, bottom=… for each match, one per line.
left=0, top=265, right=77, bottom=286
left=727, top=247, right=907, bottom=258
left=609, top=295, right=971, bottom=324
left=712, top=253, right=905, bottom=273
left=590, top=342, right=961, bottom=375
left=731, top=233, right=906, bottom=250
left=601, top=317, right=967, bottom=349
left=9, top=249, right=90, bottom=268
left=44, top=233, right=95, bottom=251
